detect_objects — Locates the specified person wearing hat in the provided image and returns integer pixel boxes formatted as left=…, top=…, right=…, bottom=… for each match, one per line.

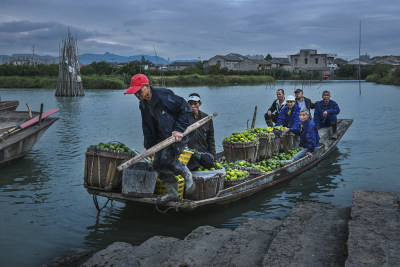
left=275, top=95, right=301, bottom=131
left=124, top=74, right=195, bottom=203
left=294, top=89, right=315, bottom=119
left=264, top=89, right=286, bottom=127
left=314, top=90, right=340, bottom=139
left=187, top=93, right=216, bottom=157
left=186, top=93, right=216, bottom=171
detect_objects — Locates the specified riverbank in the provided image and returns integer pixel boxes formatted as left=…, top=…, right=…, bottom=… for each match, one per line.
left=0, top=74, right=275, bottom=89
left=45, top=190, right=400, bottom=266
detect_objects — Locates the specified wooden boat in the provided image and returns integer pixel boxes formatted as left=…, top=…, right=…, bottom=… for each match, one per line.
left=0, top=100, right=19, bottom=112
left=86, top=119, right=353, bottom=212
left=0, top=110, right=58, bottom=167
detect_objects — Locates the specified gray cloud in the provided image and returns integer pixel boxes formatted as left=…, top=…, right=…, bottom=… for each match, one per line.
left=0, top=0, right=399, bottom=60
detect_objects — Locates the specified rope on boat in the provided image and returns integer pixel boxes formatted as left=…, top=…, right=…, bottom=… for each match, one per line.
left=92, top=192, right=112, bottom=212
left=154, top=199, right=184, bottom=214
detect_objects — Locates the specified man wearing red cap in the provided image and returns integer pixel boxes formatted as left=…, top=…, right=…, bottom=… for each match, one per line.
left=125, top=74, right=195, bottom=203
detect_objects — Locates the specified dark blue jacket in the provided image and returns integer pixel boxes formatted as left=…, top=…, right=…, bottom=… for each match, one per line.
left=139, top=87, right=192, bottom=149
left=292, top=119, right=320, bottom=153
left=314, top=100, right=340, bottom=127
left=275, top=104, right=301, bottom=131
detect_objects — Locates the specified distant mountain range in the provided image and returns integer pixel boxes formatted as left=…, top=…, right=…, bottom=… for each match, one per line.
left=1, top=52, right=198, bottom=65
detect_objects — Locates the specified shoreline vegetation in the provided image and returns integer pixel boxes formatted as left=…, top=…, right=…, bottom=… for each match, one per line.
left=0, top=60, right=399, bottom=89
left=0, top=74, right=276, bottom=89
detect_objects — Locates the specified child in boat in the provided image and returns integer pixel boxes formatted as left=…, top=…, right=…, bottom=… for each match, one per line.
left=284, top=108, right=320, bottom=163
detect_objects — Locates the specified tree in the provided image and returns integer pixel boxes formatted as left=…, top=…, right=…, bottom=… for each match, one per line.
left=265, top=53, right=273, bottom=60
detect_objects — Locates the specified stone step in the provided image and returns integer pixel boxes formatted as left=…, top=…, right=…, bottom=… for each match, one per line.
left=262, top=202, right=350, bottom=266
left=81, top=218, right=282, bottom=267
left=345, top=190, right=400, bottom=266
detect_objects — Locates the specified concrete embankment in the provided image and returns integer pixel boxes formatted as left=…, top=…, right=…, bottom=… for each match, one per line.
left=45, top=190, right=400, bottom=267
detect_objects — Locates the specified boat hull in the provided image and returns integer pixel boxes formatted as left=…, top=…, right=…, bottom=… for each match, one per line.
left=86, top=119, right=353, bottom=212
left=0, top=101, right=19, bottom=112
left=0, top=111, right=58, bottom=167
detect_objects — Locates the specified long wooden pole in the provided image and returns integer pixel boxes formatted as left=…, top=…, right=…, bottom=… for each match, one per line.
left=251, top=106, right=257, bottom=129
left=117, top=112, right=218, bottom=171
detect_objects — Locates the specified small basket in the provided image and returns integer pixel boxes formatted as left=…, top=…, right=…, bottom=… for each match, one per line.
left=154, top=175, right=185, bottom=199
left=178, top=150, right=194, bottom=165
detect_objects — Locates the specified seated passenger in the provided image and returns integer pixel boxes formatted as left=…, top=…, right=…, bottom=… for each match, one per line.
left=264, top=89, right=286, bottom=127
left=275, top=95, right=301, bottom=131
left=314, top=90, right=340, bottom=139
left=186, top=93, right=216, bottom=171
left=284, top=109, right=320, bottom=163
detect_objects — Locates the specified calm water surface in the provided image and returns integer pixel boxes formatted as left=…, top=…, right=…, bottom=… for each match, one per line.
left=1, top=81, right=400, bottom=266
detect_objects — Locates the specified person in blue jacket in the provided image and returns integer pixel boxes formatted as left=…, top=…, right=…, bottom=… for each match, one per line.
left=314, top=90, right=340, bottom=139
left=284, top=108, right=320, bottom=163
left=275, top=95, right=301, bottom=131
left=125, top=74, right=195, bottom=203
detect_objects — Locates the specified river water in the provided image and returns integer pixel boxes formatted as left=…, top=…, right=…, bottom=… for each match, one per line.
left=1, top=81, right=400, bottom=266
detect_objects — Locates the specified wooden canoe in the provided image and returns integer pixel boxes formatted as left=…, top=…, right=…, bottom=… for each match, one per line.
left=0, top=100, right=19, bottom=112
left=86, top=119, right=353, bottom=212
left=0, top=110, right=58, bottom=167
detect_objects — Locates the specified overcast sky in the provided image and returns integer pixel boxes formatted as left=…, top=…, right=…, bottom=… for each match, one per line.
left=0, top=0, right=399, bottom=61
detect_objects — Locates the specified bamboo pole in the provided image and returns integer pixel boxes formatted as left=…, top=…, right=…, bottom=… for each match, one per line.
left=117, top=112, right=218, bottom=171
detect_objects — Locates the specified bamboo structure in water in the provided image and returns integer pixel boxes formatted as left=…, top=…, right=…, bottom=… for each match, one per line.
left=55, top=31, right=84, bottom=97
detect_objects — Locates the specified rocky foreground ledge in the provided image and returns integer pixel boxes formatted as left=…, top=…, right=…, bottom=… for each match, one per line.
left=45, top=190, right=400, bottom=267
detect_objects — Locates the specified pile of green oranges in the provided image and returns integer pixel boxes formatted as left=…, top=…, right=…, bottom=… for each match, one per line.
left=225, top=167, right=249, bottom=181
left=91, top=142, right=131, bottom=153
left=195, top=162, right=224, bottom=172
left=224, top=131, right=258, bottom=143
left=247, top=127, right=274, bottom=136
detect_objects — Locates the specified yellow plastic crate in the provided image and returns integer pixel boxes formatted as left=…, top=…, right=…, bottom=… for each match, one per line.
left=151, top=150, right=193, bottom=166
left=178, top=150, right=194, bottom=166
left=154, top=175, right=185, bottom=199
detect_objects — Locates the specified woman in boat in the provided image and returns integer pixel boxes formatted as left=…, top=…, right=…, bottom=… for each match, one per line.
left=284, top=108, right=320, bottom=162
left=275, top=95, right=301, bottom=131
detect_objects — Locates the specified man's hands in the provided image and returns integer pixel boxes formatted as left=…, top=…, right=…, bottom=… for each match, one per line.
left=267, top=110, right=272, bottom=117
left=323, top=111, right=328, bottom=117
left=172, top=131, right=184, bottom=142
left=284, top=128, right=290, bottom=133
left=306, top=152, right=313, bottom=157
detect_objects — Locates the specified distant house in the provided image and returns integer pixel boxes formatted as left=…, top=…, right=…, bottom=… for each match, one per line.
left=233, top=59, right=267, bottom=71
left=334, top=58, right=348, bottom=68
left=347, top=59, right=370, bottom=65
left=265, top=58, right=291, bottom=71
left=167, top=61, right=197, bottom=71
left=206, top=53, right=248, bottom=70
left=288, top=49, right=335, bottom=73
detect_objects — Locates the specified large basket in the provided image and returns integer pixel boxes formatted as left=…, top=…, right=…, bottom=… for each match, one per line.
left=256, top=133, right=274, bottom=160
left=84, top=147, right=134, bottom=191
left=188, top=170, right=225, bottom=200
left=222, top=140, right=258, bottom=163
left=154, top=176, right=185, bottom=199
left=280, top=132, right=295, bottom=152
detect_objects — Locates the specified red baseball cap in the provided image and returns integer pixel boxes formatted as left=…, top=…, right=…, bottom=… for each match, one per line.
left=124, top=74, right=149, bottom=94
